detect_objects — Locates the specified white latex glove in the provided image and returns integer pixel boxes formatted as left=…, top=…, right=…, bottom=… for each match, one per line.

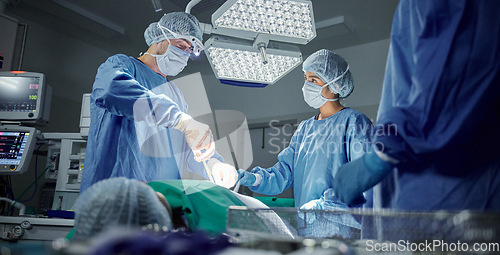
left=300, top=198, right=323, bottom=210
left=299, top=198, right=324, bottom=224
left=173, top=113, right=215, bottom=162
left=207, top=159, right=238, bottom=188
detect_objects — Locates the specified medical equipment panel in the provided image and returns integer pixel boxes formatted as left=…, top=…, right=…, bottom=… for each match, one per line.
left=0, top=126, right=37, bottom=174
left=0, top=71, right=52, bottom=126
left=0, top=216, right=73, bottom=241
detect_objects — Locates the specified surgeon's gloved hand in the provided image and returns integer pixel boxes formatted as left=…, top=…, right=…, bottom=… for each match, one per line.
left=324, top=188, right=366, bottom=208
left=207, top=159, right=238, bottom=189
left=237, top=169, right=258, bottom=186
left=173, top=113, right=215, bottom=162
left=300, top=198, right=323, bottom=210
left=299, top=198, right=324, bottom=224
left=334, top=146, right=395, bottom=206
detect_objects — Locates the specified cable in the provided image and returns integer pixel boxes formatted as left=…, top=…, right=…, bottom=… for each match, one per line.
left=0, top=177, right=8, bottom=215
left=7, top=176, right=15, bottom=201
left=0, top=198, right=25, bottom=215
left=15, top=144, right=43, bottom=202
left=0, top=175, right=16, bottom=201
left=4, top=144, right=49, bottom=215
left=3, top=165, right=50, bottom=215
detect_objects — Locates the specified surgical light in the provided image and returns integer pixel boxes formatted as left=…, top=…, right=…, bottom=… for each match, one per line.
left=205, top=35, right=302, bottom=86
left=185, top=0, right=316, bottom=86
left=211, top=0, right=316, bottom=45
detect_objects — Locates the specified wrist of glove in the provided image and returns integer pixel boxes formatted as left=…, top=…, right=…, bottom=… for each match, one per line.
left=334, top=146, right=394, bottom=206
left=322, top=188, right=365, bottom=208
left=174, top=113, right=215, bottom=162
left=237, top=169, right=258, bottom=186
left=173, top=113, right=192, bottom=132
left=364, top=147, right=395, bottom=175
left=207, top=158, right=220, bottom=170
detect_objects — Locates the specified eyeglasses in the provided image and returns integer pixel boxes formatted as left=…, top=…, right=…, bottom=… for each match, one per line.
left=169, top=39, right=195, bottom=54
left=157, top=24, right=204, bottom=57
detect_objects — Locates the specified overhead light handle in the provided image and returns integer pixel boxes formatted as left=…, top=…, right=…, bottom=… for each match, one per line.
left=258, top=43, right=268, bottom=65
left=253, top=34, right=270, bottom=65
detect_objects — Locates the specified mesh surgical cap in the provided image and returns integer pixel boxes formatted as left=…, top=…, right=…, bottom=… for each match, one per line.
left=73, top=177, right=172, bottom=240
left=303, top=49, right=354, bottom=98
left=144, top=12, right=203, bottom=46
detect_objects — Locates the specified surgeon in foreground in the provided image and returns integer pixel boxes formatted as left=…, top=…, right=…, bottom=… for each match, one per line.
left=238, top=49, right=372, bottom=209
left=81, top=12, right=237, bottom=193
left=334, top=0, right=500, bottom=210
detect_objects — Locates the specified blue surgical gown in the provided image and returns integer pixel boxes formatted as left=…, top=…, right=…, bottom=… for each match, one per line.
left=249, top=108, right=372, bottom=207
left=371, top=0, right=500, bottom=211
left=81, top=54, right=221, bottom=193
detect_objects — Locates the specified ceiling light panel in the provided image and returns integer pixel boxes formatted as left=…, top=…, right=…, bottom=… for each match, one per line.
left=205, top=36, right=302, bottom=84
left=211, top=0, right=316, bottom=44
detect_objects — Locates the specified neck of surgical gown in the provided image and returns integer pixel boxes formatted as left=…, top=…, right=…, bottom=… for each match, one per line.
left=249, top=108, right=372, bottom=207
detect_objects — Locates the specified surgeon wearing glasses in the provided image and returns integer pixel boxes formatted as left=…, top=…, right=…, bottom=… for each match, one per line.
left=238, top=49, right=373, bottom=209
left=81, top=12, right=237, bottom=193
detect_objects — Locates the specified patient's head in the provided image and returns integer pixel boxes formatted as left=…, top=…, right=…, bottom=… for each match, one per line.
left=73, top=177, right=173, bottom=240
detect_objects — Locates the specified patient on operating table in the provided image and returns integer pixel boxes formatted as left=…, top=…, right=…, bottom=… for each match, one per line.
left=72, top=177, right=293, bottom=240
left=72, top=177, right=360, bottom=242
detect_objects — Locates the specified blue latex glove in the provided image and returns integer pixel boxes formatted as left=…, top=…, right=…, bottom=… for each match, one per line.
left=334, top=146, right=394, bottom=205
left=237, top=169, right=256, bottom=186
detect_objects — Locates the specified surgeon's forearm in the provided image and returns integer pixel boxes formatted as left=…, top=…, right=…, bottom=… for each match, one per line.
left=249, top=165, right=292, bottom=195
left=133, top=93, right=184, bottom=129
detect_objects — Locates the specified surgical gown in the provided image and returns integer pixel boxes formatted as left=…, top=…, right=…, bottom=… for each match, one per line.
left=81, top=54, right=221, bottom=193
left=371, top=0, right=500, bottom=211
left=249, top=108, right=372, bottom=207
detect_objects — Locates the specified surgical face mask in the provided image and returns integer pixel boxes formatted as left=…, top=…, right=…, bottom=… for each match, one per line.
left=302, top=81, right=339, bottom=109
left=145, top=43, right=190, bottom=76
left=301, top=66, right=350, bottom=108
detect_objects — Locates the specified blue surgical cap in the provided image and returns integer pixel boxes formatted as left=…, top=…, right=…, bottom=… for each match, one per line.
left=73, top=177, right=172, bottom=240
left=303, top=49, right=354, bottom=98
left=144, top=12, right=203, bottom=46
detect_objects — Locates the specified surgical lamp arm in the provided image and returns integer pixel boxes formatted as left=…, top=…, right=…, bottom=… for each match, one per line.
left=185, top=0, right=202, bottom=14
left=200, top=22, right=213, bottom=35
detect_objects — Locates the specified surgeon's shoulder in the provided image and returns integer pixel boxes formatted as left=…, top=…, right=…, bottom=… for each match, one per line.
left=296, top=116, right=316, bottom=130
left=344, top=108, right=373, bottom=125
left=97, top=54, right=139, bottom=74
left=104, top=54, right=136, bottom=65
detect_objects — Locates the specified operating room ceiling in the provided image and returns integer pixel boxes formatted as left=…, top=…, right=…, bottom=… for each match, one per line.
left=3, top=0, right=399, bottom=56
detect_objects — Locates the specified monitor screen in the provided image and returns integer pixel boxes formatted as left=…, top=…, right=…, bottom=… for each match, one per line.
left=0, top=72, right=51, bottom=126
left=0, top=131, right=29, bottom=166
left=0, top=126, right=36, bottom=174
left=0, top=76, right=40, bottom=113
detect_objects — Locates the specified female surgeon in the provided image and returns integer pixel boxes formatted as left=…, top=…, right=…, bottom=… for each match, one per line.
left=238, top=49, right=373, bottom=209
